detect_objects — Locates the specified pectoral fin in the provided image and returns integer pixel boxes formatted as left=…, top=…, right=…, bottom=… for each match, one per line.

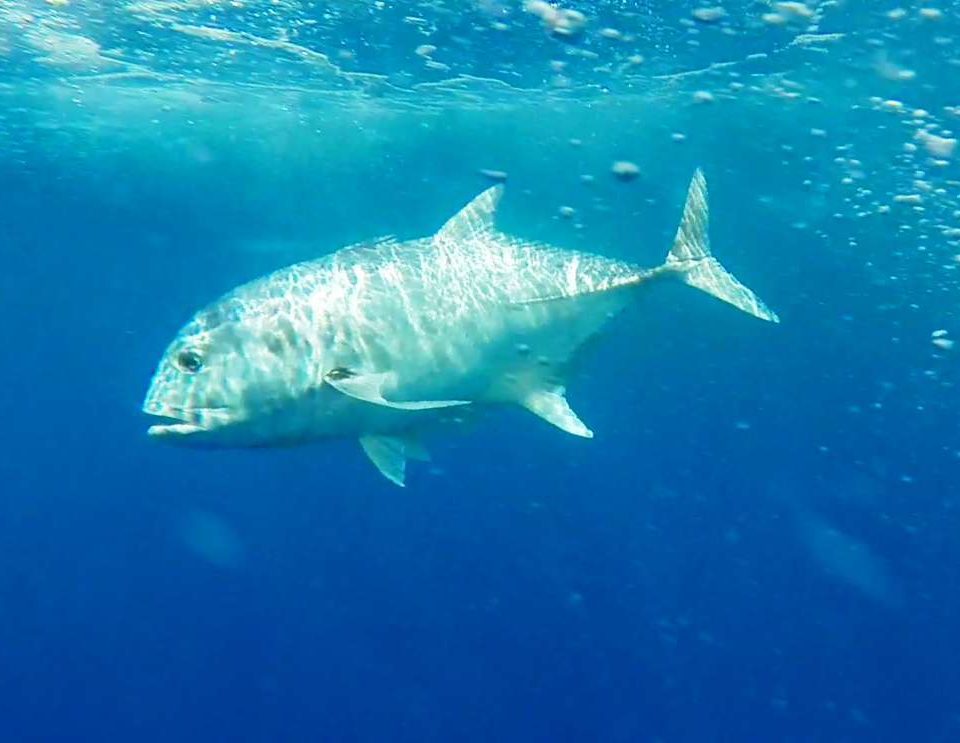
left=360, top=434, right=430, bottom=487
left=521, top=388, right=593, bottom=438
left=325, top=369, right=470, bottom=410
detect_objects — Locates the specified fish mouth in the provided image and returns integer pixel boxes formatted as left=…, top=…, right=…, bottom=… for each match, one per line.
left=143, top=402, right=232, bottom=437
left=147, top=419, right=206, bottom=437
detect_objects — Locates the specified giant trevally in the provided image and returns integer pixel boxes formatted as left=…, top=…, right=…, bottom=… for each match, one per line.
left=143, top=170, right=778, bottom=485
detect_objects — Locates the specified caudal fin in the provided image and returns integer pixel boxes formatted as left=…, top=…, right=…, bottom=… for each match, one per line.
left=666, top=169, right=779, bottom=323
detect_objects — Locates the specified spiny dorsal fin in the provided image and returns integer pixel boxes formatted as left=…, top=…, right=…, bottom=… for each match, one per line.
left=435, top=185, right=504, bottom=243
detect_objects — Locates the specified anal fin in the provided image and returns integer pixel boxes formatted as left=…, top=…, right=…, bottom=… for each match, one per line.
left=521, top=389, right=593, bottom=439
left=359, top=435, right=430, bottom=487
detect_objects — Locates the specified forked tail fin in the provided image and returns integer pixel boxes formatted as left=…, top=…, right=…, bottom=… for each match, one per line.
left=666, top=169, right=779, bottom=323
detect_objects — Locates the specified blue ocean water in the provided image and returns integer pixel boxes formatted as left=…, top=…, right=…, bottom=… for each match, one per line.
left=3, top=1, right=960, bottom=740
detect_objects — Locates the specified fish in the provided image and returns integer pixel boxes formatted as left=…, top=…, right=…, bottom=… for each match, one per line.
left=143, top=169, right=778, bottom=486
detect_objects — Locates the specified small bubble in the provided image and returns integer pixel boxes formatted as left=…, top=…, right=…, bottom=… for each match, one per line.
left=894, top=193, right=923, bottom=204
left=611, top=160, right=640, bottom=182
left=774, top=2, right=815, bottom=19
left=479, top=168, right=508, bottom=183
left=691, top=6, right=727, bottom=23
left=917, top=131, right=956, bottom=158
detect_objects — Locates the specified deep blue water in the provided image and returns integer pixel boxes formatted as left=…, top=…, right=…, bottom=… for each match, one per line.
left=3, top=1, right=960, bottom=741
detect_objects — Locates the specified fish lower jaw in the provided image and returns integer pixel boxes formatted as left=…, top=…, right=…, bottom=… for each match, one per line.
left=147, top=422, right=206, bottom=437
left=142, top=402, right=223, bottom=437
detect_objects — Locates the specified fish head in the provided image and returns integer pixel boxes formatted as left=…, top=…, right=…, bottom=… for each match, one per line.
left=143, top=295, right=315, bottom=445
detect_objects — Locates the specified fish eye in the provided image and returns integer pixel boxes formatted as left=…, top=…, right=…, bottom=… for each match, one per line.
left=176, top=349, right=204, bottom=374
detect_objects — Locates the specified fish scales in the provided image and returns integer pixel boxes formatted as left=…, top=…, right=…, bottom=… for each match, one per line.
left=143, top=170, right=778, bottom=485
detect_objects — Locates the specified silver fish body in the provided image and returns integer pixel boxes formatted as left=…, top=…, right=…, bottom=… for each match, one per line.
left=143, top=170, right=778, bottom=484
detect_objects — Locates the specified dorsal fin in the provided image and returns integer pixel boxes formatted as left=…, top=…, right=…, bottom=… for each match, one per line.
left=435, top=185, right=504, bottom=242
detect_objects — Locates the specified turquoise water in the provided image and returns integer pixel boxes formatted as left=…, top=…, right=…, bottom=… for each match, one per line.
left=2, top=2, right=959, bottom=740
